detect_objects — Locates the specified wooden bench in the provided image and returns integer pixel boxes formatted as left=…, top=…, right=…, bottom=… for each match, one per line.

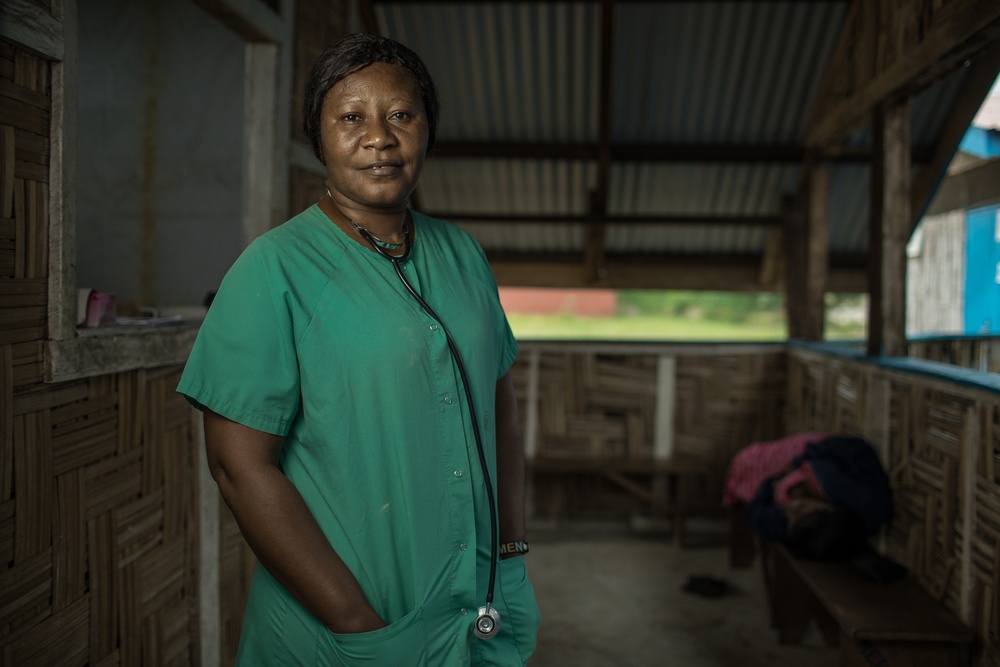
left=767, top=543, right=974, bottom=666
left=526, top=454, right=715, bottom=546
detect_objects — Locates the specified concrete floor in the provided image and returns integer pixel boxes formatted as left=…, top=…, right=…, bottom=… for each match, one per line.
left=526, top=520, right=838, bottom=667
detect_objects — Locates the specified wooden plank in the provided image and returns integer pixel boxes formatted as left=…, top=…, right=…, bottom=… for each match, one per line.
left=880, top=100, right=910, bottom=358
left=777, top=545, right=972, bottom=643
left=0, top=0, right=64, bottom=61
left=803, top=162, right=829, bottom=341
left=960, top=405, right=979, bottom=623
left=0, top=125, right=13, bottom=219
left=13, top=411, right=51, bottom=562
left=808, top=0, right=1000, bottom=147
left=527, top=454, right=711, bottom=474
left=602, top=469, right=671, bottom=514
left=910, top=42, right=1000, bottom=228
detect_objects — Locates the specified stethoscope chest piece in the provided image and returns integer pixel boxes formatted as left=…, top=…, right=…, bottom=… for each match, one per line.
left=473, top=606, right=501, bottom=640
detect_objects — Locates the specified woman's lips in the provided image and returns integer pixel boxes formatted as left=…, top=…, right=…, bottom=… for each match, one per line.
left=363, top=162, right=402, bottom=176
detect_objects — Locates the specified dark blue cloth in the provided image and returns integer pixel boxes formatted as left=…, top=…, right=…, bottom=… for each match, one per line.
left=745, top=436, right=892, bottom=543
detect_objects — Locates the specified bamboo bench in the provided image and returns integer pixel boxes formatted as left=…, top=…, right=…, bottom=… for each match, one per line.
left=525, top=454, right=713, bottom=545
left=768, top=543, right=974, bottom=666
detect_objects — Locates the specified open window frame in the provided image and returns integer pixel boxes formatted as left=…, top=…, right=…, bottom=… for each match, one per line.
left=2, top=0, right=293, bottom=383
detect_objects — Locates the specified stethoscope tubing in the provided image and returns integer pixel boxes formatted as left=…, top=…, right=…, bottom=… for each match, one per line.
left=358, top=225, right=501, bottom=623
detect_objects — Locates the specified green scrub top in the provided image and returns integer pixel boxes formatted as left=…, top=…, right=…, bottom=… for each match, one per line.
left=177, top=206, right=540, bottom=666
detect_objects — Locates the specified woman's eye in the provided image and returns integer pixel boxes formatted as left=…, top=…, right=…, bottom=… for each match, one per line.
left=391, top=112, right=410, bottom=121
left=343, top=114, right=361, bottom=122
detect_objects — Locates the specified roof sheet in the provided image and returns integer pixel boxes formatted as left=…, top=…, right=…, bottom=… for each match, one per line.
left=372, top=1, right=978, bottom=262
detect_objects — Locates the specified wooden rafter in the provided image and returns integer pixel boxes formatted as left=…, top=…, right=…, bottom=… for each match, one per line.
left=910, top=42, right=1000, bottom=230
left=583, top=0, right=615, bottom=283
left=430, top=141, right=933, bottom=163
left=423, top=213, right=784, bottom=226
left=807, top=0, right=1000, bottom=148
left=488, top=252, right=867, bottom=292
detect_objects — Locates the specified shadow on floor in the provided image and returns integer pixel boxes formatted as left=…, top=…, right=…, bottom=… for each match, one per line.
left=526, top=519, right=838, bottom=667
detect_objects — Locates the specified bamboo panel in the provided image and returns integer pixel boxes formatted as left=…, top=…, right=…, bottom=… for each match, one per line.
left=1, top=345, right=11, bottom=497
left=0, top=596, right=89, bottom=667
left=0, top=547, right=51, bottom=629
left=0, top=34, right=202, bottom=663
left=117, top=490, right=165, bottom=568
left=219, top=506, right=254, bottom=666
left=674, top=352, right=787, bottom=462
left=54, top=470, right=84, bottom=610
left=787, top=349, right=1000, bottom=664
left=515, top=346, right=786, bottom=522
left=527, top=352, right=658, bottom=460
left=0, top=500, right=13, bottom=569
left=11, top=341, right=42, bottom=387
left=911, top=336, right=1000, bottom=375
left=13, top=412, right=51, bottom=562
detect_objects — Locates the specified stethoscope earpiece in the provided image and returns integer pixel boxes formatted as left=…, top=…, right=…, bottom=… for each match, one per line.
left=473, top=606, right=501, bottom=640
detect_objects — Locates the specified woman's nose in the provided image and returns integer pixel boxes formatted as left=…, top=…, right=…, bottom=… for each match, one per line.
left=363, top=119, right=397, bottom=148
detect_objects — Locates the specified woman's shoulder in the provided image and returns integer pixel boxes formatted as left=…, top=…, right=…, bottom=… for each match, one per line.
left=252, top=204, right=329, bottom=247
left=241, top=205, right=344, bottom=264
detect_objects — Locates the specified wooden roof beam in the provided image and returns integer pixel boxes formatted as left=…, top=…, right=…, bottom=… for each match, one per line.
left=584, top=0, right=615, bottom=284
left=371, top=0, right=846, bottom=5
left=430, top=141, right=934, bottom=163
left=807, top=0, right=1000, bottom=149
left=426, top=213, right=785, bottom=226
left=487, top=252, right=867, bottom=292
left=910, top=42, right=1000, bottom=231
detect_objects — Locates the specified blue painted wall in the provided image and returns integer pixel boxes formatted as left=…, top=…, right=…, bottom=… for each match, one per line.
left=965, top=204, right=1000, bottom=334
left=959, top=127, right=1000, bottom=158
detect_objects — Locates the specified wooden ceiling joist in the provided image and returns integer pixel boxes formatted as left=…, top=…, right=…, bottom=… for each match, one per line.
left=910, top=41, right=1000, bottom=230
left=430, top=141, right=933, bottom=163
left=370, top=0, right=845, bottom=5
left=808, top=0, right=1000, bottom=148
left=488, top=252, right=867, bottom=292
left=424, top=213, right=784, bottom=226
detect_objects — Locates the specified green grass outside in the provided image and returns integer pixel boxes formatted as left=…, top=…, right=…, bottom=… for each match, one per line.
left=507, top=313, right=865, bottom=342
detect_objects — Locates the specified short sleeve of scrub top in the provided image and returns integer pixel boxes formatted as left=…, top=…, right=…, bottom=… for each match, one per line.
left=176, top=240, right=300, bottom=435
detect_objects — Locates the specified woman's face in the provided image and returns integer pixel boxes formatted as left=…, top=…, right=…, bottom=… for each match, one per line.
left=320, top=62, right=429, bottom=212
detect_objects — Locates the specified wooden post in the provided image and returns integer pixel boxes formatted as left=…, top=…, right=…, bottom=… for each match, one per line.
left=868, top=107, right=885, bottom=357
left=803, top=162, right=830, bottom=341
left=783, top=195, right=806, bottom=339
left=870, top=100, right=911, bottom=357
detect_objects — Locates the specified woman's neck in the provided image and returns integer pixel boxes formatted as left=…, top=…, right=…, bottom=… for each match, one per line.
left=319, top=193, right=410, bottom=251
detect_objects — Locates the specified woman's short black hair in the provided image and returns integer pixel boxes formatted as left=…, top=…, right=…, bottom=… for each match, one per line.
left=302, top=33, right=440, bottom=163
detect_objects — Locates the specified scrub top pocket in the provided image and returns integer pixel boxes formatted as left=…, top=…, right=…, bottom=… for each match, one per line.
left=320, top=606, right=430, bottom=666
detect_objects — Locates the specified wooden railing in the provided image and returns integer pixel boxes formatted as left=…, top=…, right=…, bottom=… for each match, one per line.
left=786, top=343, right=1000, bottom=664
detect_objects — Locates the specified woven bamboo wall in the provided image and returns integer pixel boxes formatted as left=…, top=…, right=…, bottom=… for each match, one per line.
left=1, top=41, right=201, bottom=664
left=512, top=344, right=788, bottom=522
left=910, top=336, right=1000, bottom=375
left=786, top=347, right=1000, bottom=665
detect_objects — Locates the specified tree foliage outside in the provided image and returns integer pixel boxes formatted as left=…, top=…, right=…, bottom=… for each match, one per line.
left=506, top=289, right=867, bottom=341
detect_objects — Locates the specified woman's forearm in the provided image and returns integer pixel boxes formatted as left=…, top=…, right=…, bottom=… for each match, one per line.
left=494, top=372, right=527, bottom=545
left=204, top=411, right=384, bottom=634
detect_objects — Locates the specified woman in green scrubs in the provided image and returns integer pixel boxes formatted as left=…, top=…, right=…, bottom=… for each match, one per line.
left=178, top=33, right=540, bottom=666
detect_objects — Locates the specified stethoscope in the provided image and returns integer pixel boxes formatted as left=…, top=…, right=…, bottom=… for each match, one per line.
left=352, top=213, right=502, bottom=641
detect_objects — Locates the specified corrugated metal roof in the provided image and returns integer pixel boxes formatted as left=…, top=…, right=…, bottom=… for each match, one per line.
left=372, top=1, right=979, bottom=265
